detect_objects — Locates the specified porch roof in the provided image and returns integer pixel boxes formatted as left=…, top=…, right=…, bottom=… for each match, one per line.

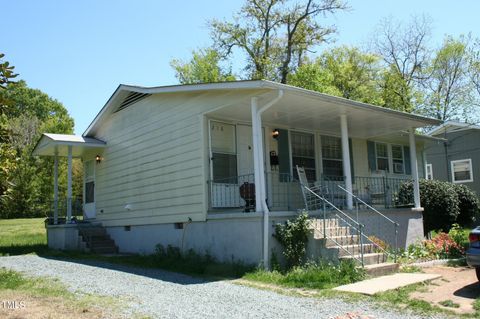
left=205, top=82, right=442, bottom=139
left=83, top=80, right=442, bottom=138
left=32, top=133, right=106, bottom=157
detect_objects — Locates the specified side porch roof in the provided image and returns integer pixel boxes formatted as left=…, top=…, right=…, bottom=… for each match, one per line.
left=32, top=133, right=106, bottom=157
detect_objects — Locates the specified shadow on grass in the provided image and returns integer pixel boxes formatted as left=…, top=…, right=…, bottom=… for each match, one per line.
left=0, top=243, right=254, bottom=285
left=0, top=244, right=49, bottom=256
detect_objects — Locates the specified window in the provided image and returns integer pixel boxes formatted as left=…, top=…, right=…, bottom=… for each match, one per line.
left=321, top=135, right=343, bottom=178
left=85, top=181, right=95, bottom=203
left=210, top=122, right=237, bottom=183
left=451, top=159, right=473, bottom=183
left=375, top=143, right=389, bottom=172
left=425, top=164, right=433, bottom=180
left=291, top=132, right=316, bottom=182
left=391, top=145, right=405, bottom=174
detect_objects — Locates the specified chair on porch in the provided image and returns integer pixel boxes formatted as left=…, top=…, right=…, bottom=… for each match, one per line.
left=296, top=166, right=328, bottom=211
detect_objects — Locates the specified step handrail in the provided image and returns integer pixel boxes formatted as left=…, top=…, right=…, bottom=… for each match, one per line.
left=302, top=184, right=366, bottom=266
left=302, top=185, right=364, bottom=228
left=337, top=184, right=399, bottom=263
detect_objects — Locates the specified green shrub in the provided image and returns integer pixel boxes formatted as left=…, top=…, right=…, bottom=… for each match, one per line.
left=398, top=179, right=459, bottom=233
left=448, top=223, right=469, bottom=249
left=274, top=211, right=312, bottom=269
left=453, top=184, right=480, bottom=226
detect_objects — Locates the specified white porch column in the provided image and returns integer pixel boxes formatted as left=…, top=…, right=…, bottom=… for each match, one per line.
left=409, top=128, right=422, bottom=210
left=53, top=149, right=59, bottom=225
left=67, top=145, right=73, bottom=221
left=340, top=114, right=353, bottom=210
left=251, top=97, right=263, bottom=213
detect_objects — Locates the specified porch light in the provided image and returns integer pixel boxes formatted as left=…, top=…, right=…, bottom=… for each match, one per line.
left=272, top=129, right=279, bottom=139
left=95, top=155, right=102, bottom=163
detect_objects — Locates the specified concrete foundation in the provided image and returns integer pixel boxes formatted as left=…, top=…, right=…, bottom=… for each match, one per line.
left=46, top=223, right=85, bottom=250
left=102, top=208, right=424, bottom=265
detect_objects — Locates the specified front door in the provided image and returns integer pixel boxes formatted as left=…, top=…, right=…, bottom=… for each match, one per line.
left=84, top=160, right=96, bottom=219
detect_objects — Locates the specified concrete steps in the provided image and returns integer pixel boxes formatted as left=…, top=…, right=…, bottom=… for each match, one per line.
left=310, top=217, right=398, bottom=276
left=78, top=224, right=118, bottom=254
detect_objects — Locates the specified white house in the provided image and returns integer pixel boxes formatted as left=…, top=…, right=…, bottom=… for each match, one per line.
left=33, top=80, right=442, bottom=268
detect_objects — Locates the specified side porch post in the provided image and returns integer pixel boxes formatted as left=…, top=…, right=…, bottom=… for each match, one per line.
left=340, top=114, right=353, bottom=210
left=53, top=149, right=58, bottom=224
left=409, top=128, right=422, bottom=210
left=67, top=145, right=73, bottom=221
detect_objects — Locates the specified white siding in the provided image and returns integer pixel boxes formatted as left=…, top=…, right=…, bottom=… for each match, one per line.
left=92, top=91, right=255, bottom=226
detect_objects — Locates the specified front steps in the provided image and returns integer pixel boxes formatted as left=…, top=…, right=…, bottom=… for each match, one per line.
left=310, top=218, right=398, bottom=276
left=78, top=224, right=118, bottom=254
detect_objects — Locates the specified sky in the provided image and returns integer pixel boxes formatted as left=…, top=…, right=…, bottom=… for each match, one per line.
left=2, top=0, right=480, bottom=134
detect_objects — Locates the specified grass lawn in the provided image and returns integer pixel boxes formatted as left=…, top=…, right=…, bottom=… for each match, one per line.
left=0, top=267, right=136, bottom=319
left=0, top=218, right=48, bottom=256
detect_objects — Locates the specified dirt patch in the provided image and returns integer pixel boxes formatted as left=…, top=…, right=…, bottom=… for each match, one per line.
left=410, top=266, right=480, bottom=314
left=0, top=291, right=120, bottom=319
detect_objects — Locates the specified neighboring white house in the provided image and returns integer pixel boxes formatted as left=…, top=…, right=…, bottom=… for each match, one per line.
left=33, top=80, right=442, bottom=267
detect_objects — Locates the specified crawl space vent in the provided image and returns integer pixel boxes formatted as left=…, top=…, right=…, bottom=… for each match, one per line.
left=115, top=92, right=151, bottom=112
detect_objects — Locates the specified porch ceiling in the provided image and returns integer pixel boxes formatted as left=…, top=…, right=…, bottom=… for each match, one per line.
left=207, top=88, right=440, bottom=139
left=32, top=133, right=106, bottom=157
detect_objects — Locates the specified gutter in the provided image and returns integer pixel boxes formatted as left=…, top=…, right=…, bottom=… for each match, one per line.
left=251, top=90, right=284, bottom=269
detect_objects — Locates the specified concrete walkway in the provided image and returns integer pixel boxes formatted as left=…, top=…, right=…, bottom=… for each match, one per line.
left=334, top=273, right=442, bottom=295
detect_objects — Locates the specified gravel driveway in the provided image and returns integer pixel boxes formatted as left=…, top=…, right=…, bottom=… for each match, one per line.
left=0, top=255, right=445, bottom=319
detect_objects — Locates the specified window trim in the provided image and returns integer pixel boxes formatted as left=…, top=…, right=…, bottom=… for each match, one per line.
left=451, top=158, right=473, bottom=183
left=425, top=163, right=433, bottom=180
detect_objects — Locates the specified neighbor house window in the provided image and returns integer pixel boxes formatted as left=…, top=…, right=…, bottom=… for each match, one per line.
left=321, top=135, right=343, bottom=178
left=210, top=121, right=237, bottom=183
left=451, top=159, right=473, bottom=183
left=291, top=132, right=316, bottom=182
left=391, top=145, right=405, bottom=174
left=375, top=143, right=389, bottom=172
left=425, top=164, right=433, bottom=180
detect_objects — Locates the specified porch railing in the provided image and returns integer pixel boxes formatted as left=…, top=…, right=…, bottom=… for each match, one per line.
left=44, top=198, right=83, bottom=225
left=207, top=173, right=413, bottom=212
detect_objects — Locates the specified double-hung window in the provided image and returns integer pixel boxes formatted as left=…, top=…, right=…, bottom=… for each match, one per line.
left=291, top=132, right=316, bottom=182
left=375, top=143, right=389, bottom=172
left=391, top=145, right=405, bottom=174
left=321, top=135, right=343, bottom=178
left=451, top=159, right=473, bottom=183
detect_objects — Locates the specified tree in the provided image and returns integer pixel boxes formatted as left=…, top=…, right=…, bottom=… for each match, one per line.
left=170, top=48, right=236, bottom=84
left=372, top=15, right=432, bottom=112
left=0, top=81, right=75, bottom=218
left=289, top=46, right=383, bottom=105
left=0, top=53, right=18, bottom=204
left=422, top=35, right=475, bottom=121
left=210, top=0, right=348, bottom=83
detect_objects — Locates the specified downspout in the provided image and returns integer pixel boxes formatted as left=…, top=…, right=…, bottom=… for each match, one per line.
left=251, top=90, right=284, bottom=269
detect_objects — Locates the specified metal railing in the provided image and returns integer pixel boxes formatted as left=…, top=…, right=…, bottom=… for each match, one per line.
left=337, top=185, right=399, bottom=263
left=207, top=172, right=304, bottom=212
left=320, top=175, right=413, bottom=209
left=303, top=185, right=366, bottom=266
left=45, top=198, right=84, bottom=225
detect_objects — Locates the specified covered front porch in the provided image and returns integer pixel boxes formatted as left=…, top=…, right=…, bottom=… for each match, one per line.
left=205, top=86, right=441, bottom=215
